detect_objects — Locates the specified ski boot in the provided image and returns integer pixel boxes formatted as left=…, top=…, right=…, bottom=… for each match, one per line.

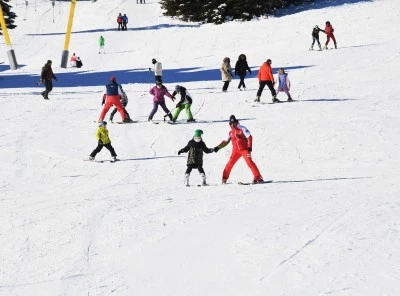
left=184, top=173, right=190, bottom=187
left=253, top=177, right=264, bottom=184
left=89, top=156, right=95, bottom=161
left=112, top=156, right=118, bottom=162
left=254, top=96, right=260, bottom=103
left=222, top=178, right=227, bottom=185
left=272, top=96, right=281, bottom=103
left=334, top=43, right=337, bottom=49
left=187, top=118, right=196, bottom=122
left=200, top=173, right=207, bottom=186
left=287, top=96, right=293, bottom=102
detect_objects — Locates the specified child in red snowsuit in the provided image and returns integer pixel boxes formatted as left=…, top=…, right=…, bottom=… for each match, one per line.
left=324, top=21, right=337, bottom=49
left=214, top=115, right=263, bottom=184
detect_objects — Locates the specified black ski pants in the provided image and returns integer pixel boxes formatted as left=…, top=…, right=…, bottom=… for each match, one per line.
left=256, top=80, right=276, bottom=97
left=110, top=102, right=130, bottom=121
left=238, top=75, right=246, bottom=89
left=185, top=164, right=205, bottom=174
left=222, top=81, right=230, bottom=91
left=90, top=142, right=117, bottom=158
left=42, top=80, right=53, bottom=98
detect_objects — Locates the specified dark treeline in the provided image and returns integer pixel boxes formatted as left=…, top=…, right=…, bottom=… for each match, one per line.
left=0, top=0, right=17, bottom=35
left=160, top=0, right=314, bottom=24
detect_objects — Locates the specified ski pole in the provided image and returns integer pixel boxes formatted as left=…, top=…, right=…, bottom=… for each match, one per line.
left=164, top=107, right=177, bottom=121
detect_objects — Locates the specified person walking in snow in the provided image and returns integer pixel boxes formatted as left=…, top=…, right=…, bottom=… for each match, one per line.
left=149, top=58, right=162, bottom=83
left=109, top=86, right=131, bottom=122
left=255, top=58, right=279, bottom=103
left=310, top=25, right=325, bottom=51
left=122, top=14, right=128, bottom=31
left=214, top=115, right=264, bottom=184
left=220, top=57, right=233, bottom=92
left=324, top=21, right=337, bottom=49
left=148, top=81, right=175, bottom=122
left=40, top=60, right=57, bottom=100
left=98, top=35, right=105, bottom=54
left=234, top=54, right=251, bottom=90
left=276, top=68, right=293, bottom=102
left=171, top=85, right=194, bottom=122
left=178, top=129, right=215, bottom=186
left=117, top=13, right=123, bottom=31
left=89, top=121, right=118, bottom=162
left=98, top=76, right=129, bottom=123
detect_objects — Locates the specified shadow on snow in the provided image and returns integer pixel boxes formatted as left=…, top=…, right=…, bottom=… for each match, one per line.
left=0, top=65, right=313, bottom=89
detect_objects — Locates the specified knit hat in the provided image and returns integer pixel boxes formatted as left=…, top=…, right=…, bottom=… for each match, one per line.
left=229, top=115, right=238, bottom=124
left=47, top=60, right=52, bottom=64
left=99, top=121, right=107, bottom=127
left=193, top=129, right=203, bottom=138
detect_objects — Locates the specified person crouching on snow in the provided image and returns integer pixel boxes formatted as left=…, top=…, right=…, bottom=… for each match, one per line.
left=178, top=129, right=215, bottom=186
left=171, top=85, right=195, bottom=122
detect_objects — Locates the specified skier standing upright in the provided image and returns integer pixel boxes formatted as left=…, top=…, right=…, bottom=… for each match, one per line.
left=98, top=76, right=128, bottom=123
left=220, top=57, right=233, bottom=92
left=324, top=21, right=337, bottom=49
left=276, top=68, right=293, bottom=102
left=148, top=81, right=174, bottom=122
left=122, top=14, right=128, bottom=31
left=40, top=60, right=57, bottom=100
left=98, top=35, right=105, bottom=54
left=234, top=54, right=251, bottom=90
left=214, top=115, right=264, bottom=184
left=310, top=25, right=325, bottom=50
left=149, top=58, right=162, bottom=83
left=178, top=129, right=215, bottom=186
left=255, top=59, right=279, bottom=103
left=117, top=13, right=123, bottom=31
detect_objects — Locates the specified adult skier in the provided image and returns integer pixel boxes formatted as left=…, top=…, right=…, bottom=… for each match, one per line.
left=148, top=81, right=174, bottom=122
left=255, top=59, right=279, bottom=103
left=40, top=60, right=57, bottom=100
left=234, top=54, right=252, bottom=90
left=220, top=57, right=233, bottom=92
left=149, top=58, right=162, bottom=83
left=98, top=76, right=128, bottom=123
left=178, top=129, right=215, bottom=186
left=171, top=85, right=194, bottom=122
left=214, top=115, right=264, bottom=184
left=324, top=21, right=337, bottom=49
left=117, top=13, right=123, bottom=31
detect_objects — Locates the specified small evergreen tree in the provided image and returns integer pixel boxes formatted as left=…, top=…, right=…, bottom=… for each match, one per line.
left=0, top=0, right=17, bottom=35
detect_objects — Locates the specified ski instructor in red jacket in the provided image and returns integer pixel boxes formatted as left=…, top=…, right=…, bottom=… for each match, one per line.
left=214, top=115, right=264, bottom=184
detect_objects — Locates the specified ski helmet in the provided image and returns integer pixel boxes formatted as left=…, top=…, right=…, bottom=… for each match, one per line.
left=152, top=58, right=157, bottom=64
left=229, top=115, right=238, bottom=125
left=110, top=76, right=116, bottom=82
left=326, top=21, right=330, bottom=25
left=175, top=85, right=181, bottom=91
left=99, top=121, right=107, bottom=127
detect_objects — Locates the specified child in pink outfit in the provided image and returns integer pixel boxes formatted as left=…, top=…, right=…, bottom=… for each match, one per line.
left=276, top=68, right=293, bottom=102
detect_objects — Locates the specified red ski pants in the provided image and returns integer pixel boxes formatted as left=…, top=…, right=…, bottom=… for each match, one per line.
left=98, top=96, right=126, bottom=122
left=222, top=149, right=262, bottom=181
left=325, top=33, right=337, bottom=46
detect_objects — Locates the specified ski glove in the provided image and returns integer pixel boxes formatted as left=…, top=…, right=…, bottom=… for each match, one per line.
left=247, top=147, right=252, bottom=152
left=213, top=147, right=219, bottom=153
left=178, top=149, right=184, bottom=155
left=176, top=103, right=182, bottom=108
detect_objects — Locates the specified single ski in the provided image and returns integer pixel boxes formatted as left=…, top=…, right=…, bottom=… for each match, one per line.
left=83, top=159, right=119, bottom=163
left=238, top=180, right=273, bottom=185
left=115, top=120, right=138, bottom=124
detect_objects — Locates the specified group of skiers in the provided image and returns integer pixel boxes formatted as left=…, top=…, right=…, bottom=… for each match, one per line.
left=117, top=13, right=129, bottom=31
left=310, top=21, right=337, bottom=50
left=69, top=53, right=83, bottom=68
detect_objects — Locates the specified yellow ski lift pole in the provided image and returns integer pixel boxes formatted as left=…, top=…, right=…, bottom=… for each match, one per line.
left=0, top=2, right=18, bottom=69
left=61, top=0, right=76, bottom=68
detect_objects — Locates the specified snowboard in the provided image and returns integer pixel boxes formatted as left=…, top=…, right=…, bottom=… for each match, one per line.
left=238, top=180, right=273, bottom=185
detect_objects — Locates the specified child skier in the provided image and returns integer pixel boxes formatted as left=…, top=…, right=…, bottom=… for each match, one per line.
left=178, top=129, right=215, bottom=186
left=89, top=121, right=118, bottom=162
left=310, top=25, right=325, bottom=51
left=109, top=86, right=131, bottom=122
left=324, top=21, right=337, bottom=49
left=148, top=81, right=174, bottom=122
left=171, top=85, right=194, bottom=122
left=276, top=68, right=293, bottom=102
left=98, top=35, right=105, bottom=54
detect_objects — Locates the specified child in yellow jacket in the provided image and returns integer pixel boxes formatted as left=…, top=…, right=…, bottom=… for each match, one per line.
left=89, top=121, right=118, bottom=161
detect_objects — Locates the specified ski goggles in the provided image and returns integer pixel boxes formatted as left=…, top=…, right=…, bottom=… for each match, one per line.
left=193, top=137, right=201, bottom=142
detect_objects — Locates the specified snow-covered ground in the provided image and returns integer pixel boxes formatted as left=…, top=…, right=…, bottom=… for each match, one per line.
left=1, top=0, right=400, bottom=295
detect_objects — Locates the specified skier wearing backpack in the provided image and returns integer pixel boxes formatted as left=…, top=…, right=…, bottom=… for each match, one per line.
left=310, top=25, right=325, bottom=51
left=214, top=115, right=264, bottom=184
left=171, top=85, right=194, bottom=122
left=178, top=129, right=215, bottom=186
left=324, top=21, right=337, bottom=49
